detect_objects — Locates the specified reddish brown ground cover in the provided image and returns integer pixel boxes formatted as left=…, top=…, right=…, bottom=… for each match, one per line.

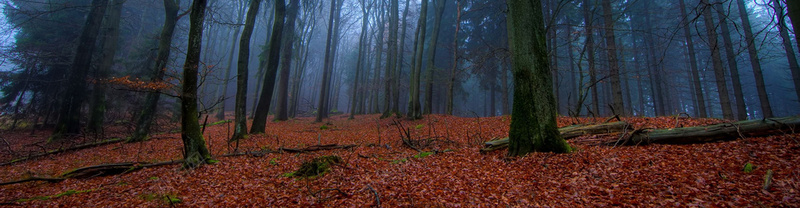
left=0, top=115, right=798, bottom=207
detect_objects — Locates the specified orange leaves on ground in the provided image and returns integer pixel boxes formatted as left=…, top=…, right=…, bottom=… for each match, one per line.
left=102, top=75, right=174, bottom=91
left=0, top=114, right=798, bottom=207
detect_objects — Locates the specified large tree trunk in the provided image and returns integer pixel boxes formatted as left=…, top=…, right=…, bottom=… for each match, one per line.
left=180, top=0, right=212, bottom=168
left=130, top=0, right=180, bottom=143
left=618, top=116, right=800, bottom=145
left=506, top=0, right=571, bottom=155
left=679, top=0, right=708, bottom=118
left=407, top=0, right=428, bottom=120
left=275, top=0, right=300, bottom=121
left=423, top=0, right=445, bottom=115
left=52, top=0, right=109, bottom=140
left=482, top=121, right=632, bottom=152
left=88, top=0, right=123, bottom=133
left=230, top=0, right=262, bottom=142
left=701, top=0, right=735, bottom=120
left=772, top=0, right=800, bottom=108
left=581, top=0, right=599, bottom=116
left=601, top=0, right=624, bottom=117
left=715, top=2, right=747, bottom=120
left=736, top=0, right=773, bottom=118
left=251, top=0, right=287, bottom=133
left=381, top=0, right=400, bottom=118
left=446, top=0, right=461, bottom=116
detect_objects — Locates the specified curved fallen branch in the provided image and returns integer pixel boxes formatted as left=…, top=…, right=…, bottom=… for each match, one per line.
left=1, top=160, right=182, bottom=186
left=279, top=144, right=357, bottom=153
left=1, top=138, right=126, bottom=166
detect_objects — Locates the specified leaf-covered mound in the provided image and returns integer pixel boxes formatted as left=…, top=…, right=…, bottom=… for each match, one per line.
left=0, top=114, right=798, bottom=207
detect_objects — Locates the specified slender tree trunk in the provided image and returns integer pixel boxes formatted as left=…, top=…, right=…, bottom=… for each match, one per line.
left=381, top=0, right=399, bottom=118
left=370, top=2, right=385, bottom=115
left=350, top=0, right=371, bottom=119
left=408, top=0, right=428, bottom=119
left=394, top=0, right=411, bottom=114
left=52, top=0, right=109, bottom=140
left=581, top=0, right=599, bottom=116
left=772, top=0, right=800, bottom=108
left=130, top=0, right=180, bottom=142
left=316, top=0, right=342, bottom=122
left=701, top=0, right=734, bottom=120
left=275, top=0, right=300, bottom=121
left=679, top=0, right=707, bottom=118
left=88, top=0, right=123, bottom=133
left=180, top=0, right=212, bottom=168
left=446, top=0, right=461, bottom=116
left=215, top=1, right=247, bottom=120
left=714, top=2, right=747, bottom=120
left=601, top=0, right=624, bottom=116
left=251, top=0, right=286, bottom=133
left=423, top=0, right=445, bottom=115
left=506, top=0, right=571, bottom=156
left=229, top=0, right=262, bottom=142
left=735, top=0, right=772, bottom=118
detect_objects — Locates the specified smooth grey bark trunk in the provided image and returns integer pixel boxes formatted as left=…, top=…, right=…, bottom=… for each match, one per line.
left=394, top=0, right=411, bottom=114
left=408, top=0, right=428, bottom=119
left=581, top=0, right=599, bottom=116
left=423, top=0, right=445, bottom=115
left=446, top=0, right=461, bottom=115
left=381, top=0, right=399, bottom=118
left=230, top=0, right=261, bottom=142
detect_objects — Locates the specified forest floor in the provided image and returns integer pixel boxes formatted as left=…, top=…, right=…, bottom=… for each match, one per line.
left=0, top=114, right=798, bottom=207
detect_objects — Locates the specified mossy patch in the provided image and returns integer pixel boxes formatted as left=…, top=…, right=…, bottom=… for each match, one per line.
left=288, top=156, right=342, bottom=178
left=16, top=189, right=95, bottom=202
left=414, top=151, right=434, bottom=159
left=744, top=163, right=755, bottom=173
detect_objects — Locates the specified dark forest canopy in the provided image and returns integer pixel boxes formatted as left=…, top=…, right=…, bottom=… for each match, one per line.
left=1, top=0, right=800, bottom=134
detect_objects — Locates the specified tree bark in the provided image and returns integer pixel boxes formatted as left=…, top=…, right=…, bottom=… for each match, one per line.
left=230, top=0, right=262, bottom=142
left=88, top=0, right=124, bottom=133
left=180, top=0, right=212, bottom=168
left=275, top=0, right=300, bottom=121
left=407, top=0, right=428, bottom=120
left=601, top=0, right=624, bottom=117
left=215, top=0, right=248, bottom=120
left=772, top=0, right=800, bottom=108
left=701, top=0, right=735, bottom=120
left=679, top=0, right=708, bottom=118
left=423, top=0, right=446, bottom=115
left=316, top=0, right=342, bottom=122
left=251, top=0, right=287, bottom=133
left=715, top=2, right=747, bottom=120
left=735, top=0, right=772, bottom=118
left=581, top=0, right=599, bottom=116
left=617, top=116, right=800, bottom=145
left=52, top=0, right=109, bottom=140
left=350, top=0, right=371, bottom=119
left=446, top=0, right=461, bottom=116
left=482, top=121, right=632, bottom=152
left=130, top=0, right=181, bottom=143
left=506, top=0, right=571, bottom=155
left=381, top=0, right=400, bottom=118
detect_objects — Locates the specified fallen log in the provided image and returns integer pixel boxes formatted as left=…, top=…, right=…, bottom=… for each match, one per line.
left=481, top=121, right=632, bottom=152
left=0, top=138, right=126, bottom=166
left=1, top=160, right=182, bottom=186
left=278, top=144, right=357, bottom=153
left=612, top=116, right=800, bottom=145
left=0, top=176, right=65, bottom=186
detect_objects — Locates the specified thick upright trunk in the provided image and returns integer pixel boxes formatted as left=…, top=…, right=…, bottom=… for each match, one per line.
left=275, top=0, right=299, bottom=121
left=679, top=0, right=707, bottom=118
left=506, top=0, right=571, bottom=155
left=251, top=0, right=286, bottom=133
left=130, top=0, right=180, bottom=143
left=701, top=0, right=734, bottom=120
left=715, top=2, right=747, bottom=120
left=52, top=0, right=109, bottom=140
left=88, top=0, right=123, bottom=133
left=230, top=0, right=262, bottom=142
left=736, top=0, right=772, bottom=118
left=423, top=0, right=445, bottom=115
left=601, top=0, right=624, bottom=116
left=181, top=0, right=212, bottom=168
left=772, top=0, right=800, bottom=108
left=408, top=0, right=428, bottom=119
